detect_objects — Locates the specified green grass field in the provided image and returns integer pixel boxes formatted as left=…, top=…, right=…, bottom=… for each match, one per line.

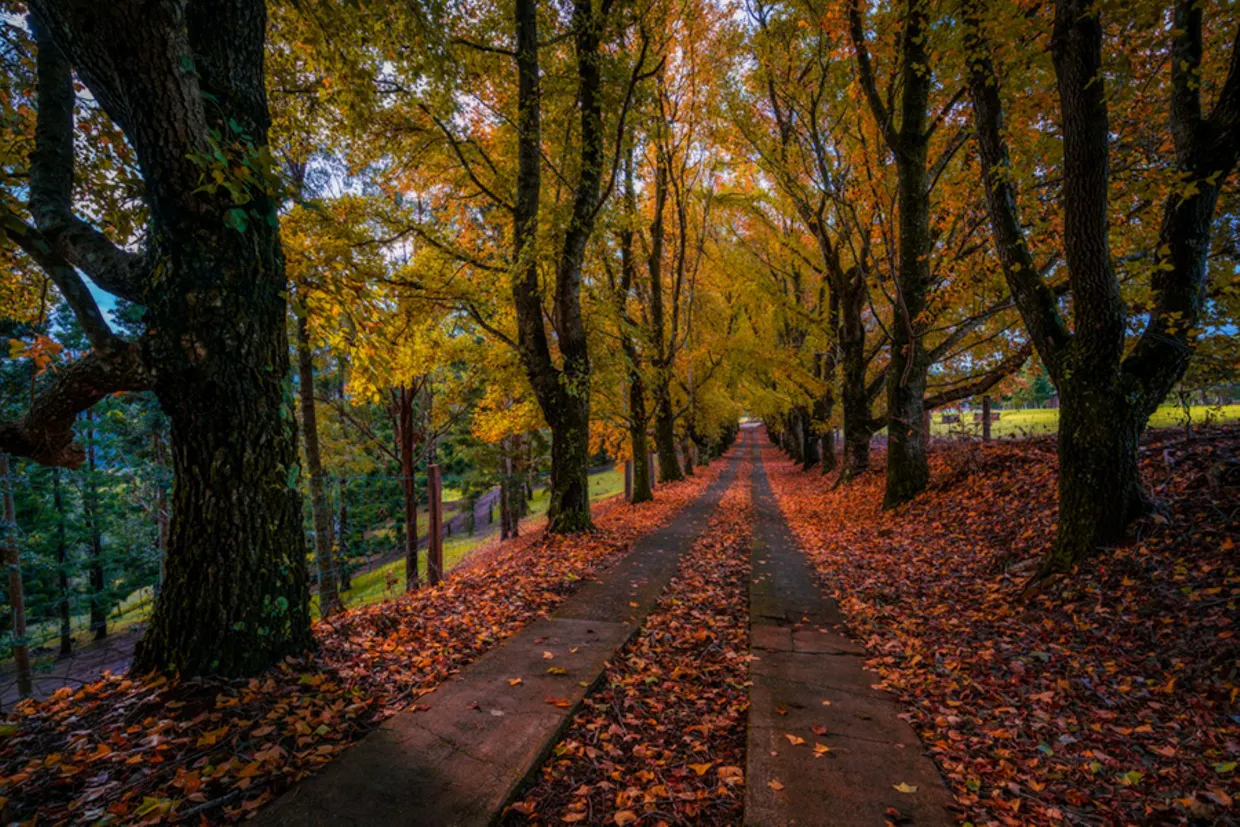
left=931, top=403, right=1240, bottom=439
left=312, top=464, right=626, bottom=614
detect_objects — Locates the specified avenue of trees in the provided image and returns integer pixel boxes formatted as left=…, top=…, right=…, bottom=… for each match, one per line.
left=1, top=0, right=1237, bottom=678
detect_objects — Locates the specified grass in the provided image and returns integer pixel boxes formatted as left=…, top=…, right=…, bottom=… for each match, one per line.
left=313, top=465, right=627, bottom=615
left=930, top=403, right=1240, bottom=440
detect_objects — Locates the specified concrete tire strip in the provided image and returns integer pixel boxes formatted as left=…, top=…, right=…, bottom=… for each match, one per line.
left=744, top=431, right=956, bottom=826
left=257, top=445, right=747, bottom=827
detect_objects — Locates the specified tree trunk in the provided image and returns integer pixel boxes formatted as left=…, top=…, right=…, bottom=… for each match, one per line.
left=628, top=381, right=653, bottom=503
left=679, top=436, right=694, bottom=477
left=653, top=391, right=683, bottom=484
left=53, top=467, right=71, bottom=658
left=501, top=440, right=520, bottom=540
left=132, top=205, right=312, bottom=675
left=509, top=0, right=600, bottom=535
left=850, top=0, right=933, bottom=508
left=1, top=454, right=32, bottom=698
left=396, top=387, right=419, bottom=592
left=295, top=314, right=341, bottom=615
left=83, top=410, right=106, bottom=641
left=1044, top=375, right=1147, bottom=571
left=546, top=399, right=592, bottom=532
left=800, top=408, right=818, bottom=471
left=821, top=430, right=837, bottom=475
left=882, top=118, right=932, bottom=507
left=838, top=273, right=872, bottom=480
left=21, top=0, right=314, bottom=678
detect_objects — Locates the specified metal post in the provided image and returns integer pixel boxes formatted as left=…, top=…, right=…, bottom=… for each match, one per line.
left=428, top=464, right=443, bottom=586
left=982, top=395, right=992, bottom=442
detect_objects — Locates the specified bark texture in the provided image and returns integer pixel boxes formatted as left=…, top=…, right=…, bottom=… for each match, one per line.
left=965, top=0, right=1240, bottom=569
left=13, top=1, right=315, bottom=676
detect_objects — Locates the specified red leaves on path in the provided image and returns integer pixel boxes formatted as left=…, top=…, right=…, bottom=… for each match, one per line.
left=0, top=466, right=722, bottom=824
left=764, top=430, right=1240, bottom=825
left=504, top=463, right=755, bottom=826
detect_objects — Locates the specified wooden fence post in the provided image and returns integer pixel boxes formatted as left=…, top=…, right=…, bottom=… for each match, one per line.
left=428, top=464, right=443, bottom=586
left=649, top=452, right=657, bottom=487
left=1, top=454, right=32, bottom=699
left=982, top=395, right=992, bottom=442
left=624, top=460, right=633, bottom=502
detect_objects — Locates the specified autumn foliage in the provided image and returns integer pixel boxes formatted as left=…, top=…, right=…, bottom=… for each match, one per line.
left=0, top=469, right=720, bottom=823
left=764, top=432, right=1240, bottom=824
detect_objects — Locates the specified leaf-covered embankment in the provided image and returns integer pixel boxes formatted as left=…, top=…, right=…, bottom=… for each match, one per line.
left=765, top=430, right=1239, bottom=825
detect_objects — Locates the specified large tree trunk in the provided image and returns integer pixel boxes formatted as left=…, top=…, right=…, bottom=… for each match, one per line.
left=509, top=0, right=600, bottom=534
left=1045, top=376, right=1146, bottom=571
left=83, top=410, right=106, bottom=642
left=850, top=0, right=933, bottom=508
left=882, top=96, right=932, bottom=505
left=17, top=1, right=314, bottom=678
left=133, top=234, right=312, bottom=675
left=965, top=0, right=1240, bottom=570
left=296, top=315, right=341, bottom=616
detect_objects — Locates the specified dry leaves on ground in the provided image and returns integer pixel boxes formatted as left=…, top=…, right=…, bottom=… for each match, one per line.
left=0, top=464, right=724, bottom=824
left=504, top=463, right=755, bottom=826
left=765, top=429, right=1240, bottom=825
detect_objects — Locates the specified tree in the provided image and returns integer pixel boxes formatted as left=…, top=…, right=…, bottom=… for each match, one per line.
left=848, top=0, right=939, bottom=507
left=964, top=0, right=1240, bottom=569
left=0, top=3, right=311, bottom=676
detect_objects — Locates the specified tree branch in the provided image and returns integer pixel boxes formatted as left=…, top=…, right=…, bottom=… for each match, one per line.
left=27, top=9, right=146, bottom=304
left=0, top=344, right=152, bottom=468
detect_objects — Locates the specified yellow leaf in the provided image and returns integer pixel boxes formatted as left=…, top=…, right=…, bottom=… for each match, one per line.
left=507, top=677, right=523, bottom=687
left=688, top=762, right=713, bottom=776
left=613, top=810, right=638, bottom=825
left=893, top=782, right=918, bottom=794
left=784, top=734, right=805, bottom=746
left=768, top=779, right=785, bottom=791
